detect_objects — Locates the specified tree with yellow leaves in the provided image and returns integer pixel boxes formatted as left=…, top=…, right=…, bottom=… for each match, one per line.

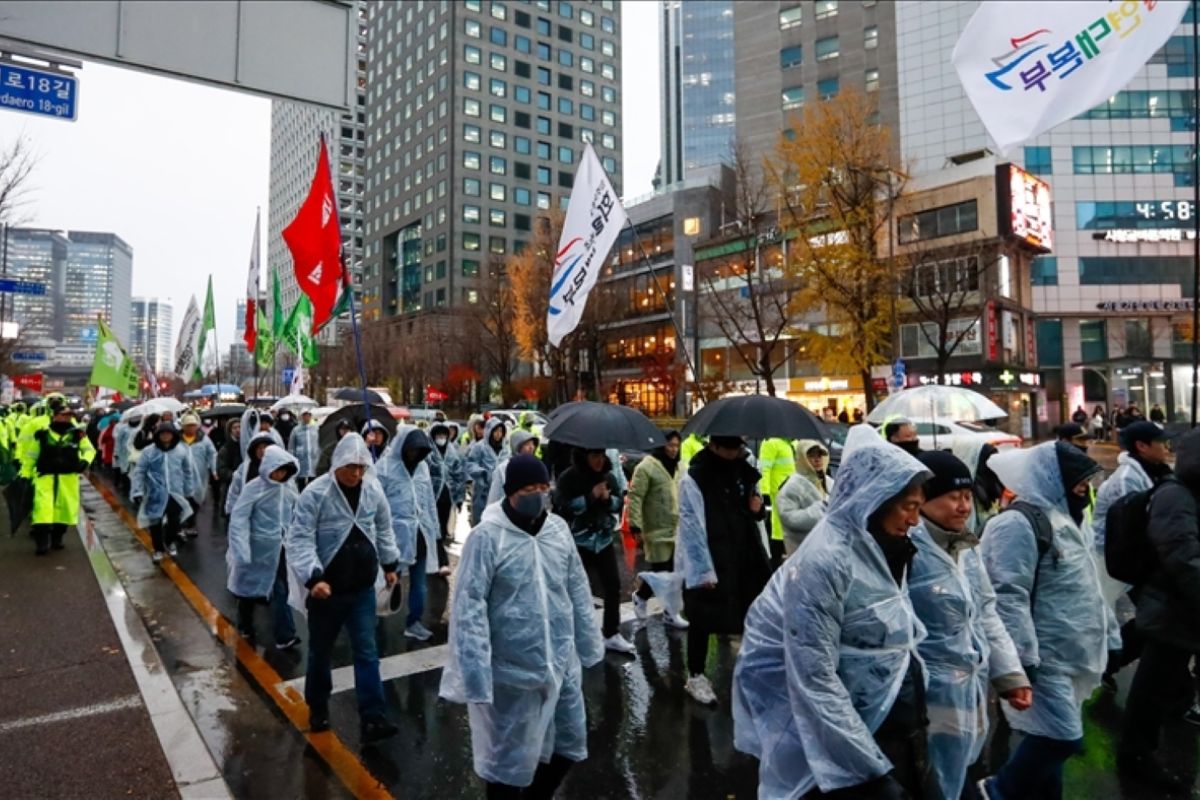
left=771, top=86, right=903, bottom=410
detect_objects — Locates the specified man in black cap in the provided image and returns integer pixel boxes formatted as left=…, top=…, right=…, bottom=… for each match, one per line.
left=1053, top=423, right=1090, bottom=453
left=1093, top=420, right=1173, bottom=693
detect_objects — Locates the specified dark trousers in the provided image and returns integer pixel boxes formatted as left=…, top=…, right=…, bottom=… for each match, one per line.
left=687, top=623, right=713, bottom=676
left=149, top=499, right=184, bottom=553
left=235, top=555, right=297, bottom=643
left=1122, top=638, right=1195, bottom=758
left=436, top=488, right=452, bottom=568
left=1107, top=618, right=1145, bottom=676
left=305, top=585, right=386, bottom=723
left=993, top=734, right=1082, bottom=800
left=635, top=559, right=671, bottom=601
left=31, top=523, right=68, bottom=553
left=577, top=544, right=620, bottom=638
left=485, top=754, right=575, bottom=800
left=407, top=536, right=428, bottom=627
left=806, top=730, right=928, bottom=798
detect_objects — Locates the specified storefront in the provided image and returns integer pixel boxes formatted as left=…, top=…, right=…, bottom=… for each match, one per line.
left=784, top=375, right=867, bottom=420
left=902, top=368, right=1047, bottom=441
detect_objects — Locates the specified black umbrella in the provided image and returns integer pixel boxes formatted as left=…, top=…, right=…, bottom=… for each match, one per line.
left=332, top=387, right=387, bottom=405
left=541, top=401, right=665, bottom=451
left=5, top=477, right=30, bottom=535
left=682, top=395, right=830, bottom=442
left=200, top=403, right=248, bottom=422
left=319, top=404, right=398, bottom=452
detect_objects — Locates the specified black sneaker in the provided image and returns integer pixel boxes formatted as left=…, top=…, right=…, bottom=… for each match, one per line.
left=309, top=708, right=330, bottom=733
left=275, top=636, right=301, bottom=651
left=1117, top=751, right=1189, bottom=791
left=1100, top=672, right=1118, bottom=693
left=361, top=718, right=399, bottom=744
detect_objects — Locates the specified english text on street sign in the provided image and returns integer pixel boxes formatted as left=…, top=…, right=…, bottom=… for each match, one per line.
left=0, top=278, right=46, bottom=296
left=11, top=351, right=45, bottom=362
left=0, top=62, right=77, bottom=121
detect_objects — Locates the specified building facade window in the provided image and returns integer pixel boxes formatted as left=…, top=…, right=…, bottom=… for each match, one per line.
left=818, top=77, right=839, bottom=100
left=816, top=36, right=839, bottom=61
left=1076, top=200, right=1195, bottom=230
left=898, top=200, right=979, bottom=243
left=1024, top=146, right=1052, bottom=176
left=1072, top=145, right=1196, bottom=186
left=864, top=25, right=878, bottom=49
left=782, top=86, right=805, bottom=110
left=780, top=45, right=803, bottom=69
left=815, top=0, right=838, bottom=20
left=1031, top=255, right=1058, bottom=286
left=1079, top=256, right=1193, bottom=288
left=780, top=5, right=802, bottom=29
left=865, top=69, right=879, bottom=92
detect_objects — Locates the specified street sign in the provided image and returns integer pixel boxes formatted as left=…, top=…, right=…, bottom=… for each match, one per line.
left=281, top=367, right=295, bottom=387
left=0, top=63, right=78, bottom=121
left=10, top=351, right=45, bottom=362
left=12, top=372, right=42, bottom=393
left=0, top=278, right=45, bottom=296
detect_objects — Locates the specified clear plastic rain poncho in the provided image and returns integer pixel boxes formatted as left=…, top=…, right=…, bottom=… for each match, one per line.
left=1091, top=451, right=1154, bottom=612
left=183, top=430, right=218, bottom=504
left=486, top=429, right=539, bottom=505
left=288, top=420, right=320, bottom=479
left=950, top=438, right=991, bottom=535
left=131, top=425, right=197, bottom=529
left=225, top=432, right=278, bottom=516
left=978, top=442, right=1109, bottom=740
left=732, top=425, right=931, bottom=797
left=226, top=445, right=299, bottom=599
left=439, top=502, right=604, bottom=787
left=466, top=417, right=507, bottom=523
left=239, top=407, right=283, bottom=458
left=285, top=434, right=402, bottom=593
left=909, top=518, right=1023, bottom=799
left=375, top=425, right=441, bottom=574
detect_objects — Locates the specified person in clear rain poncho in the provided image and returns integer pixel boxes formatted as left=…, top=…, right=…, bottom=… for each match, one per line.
left=908, top=450, right=1029, bottom=800
left=286, top=433, right=402, bottom=743
left=132, top=422, right=196, bottom=562
left=466, top=417, right=507, bottom=525
left=224, top=432, right=277, bottom=516
left=733, top=425, right=931, bottom=799
left=486, top=428, right=540, bottom=505
left=287, top=409, right=320, bottom=490
left=977, top=442, right=1108, bottom=800
left=440, top=455, right=604, bottom=799
left=227, top=444, right=300, bottom=648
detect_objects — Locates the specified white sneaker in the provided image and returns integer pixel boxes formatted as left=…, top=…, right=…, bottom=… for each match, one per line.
left=405, top=622, right=434, bottom=641
left=632, top=594, right=648, bottom=621
left=685, top=674, right=718, bottom=706
left=604, top=633, right=636, bottom=654
left=664, top=612, right=690, bottom=630
left=166, top=543, right=179, bottom=557
left=152, top=551, right=164, bottom=564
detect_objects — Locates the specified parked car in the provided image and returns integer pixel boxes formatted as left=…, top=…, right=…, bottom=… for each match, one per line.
left=488, top=409, right=550, bottom=429
left=914, top=418, right=1022, bottom=452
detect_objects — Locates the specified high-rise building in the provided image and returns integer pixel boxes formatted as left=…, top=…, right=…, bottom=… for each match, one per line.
left=659, top=0, right=736, bottom=187
left=267, top=2, right=367, bottom=340
left=62, top=231, right=133, bottom=351
left=895, top=0, right=1199, bottom=422
left=235, top=299, right=247, bottom=339
left=129, top=297, right=173, bottom=375
left=733, top=0, right=899, bottom=166
left=2, top=227, right=67, bottom=343
left=362, top=0, right=623, bottom=324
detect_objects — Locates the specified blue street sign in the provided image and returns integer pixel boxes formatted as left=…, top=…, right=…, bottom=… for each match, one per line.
left=11, top=351, right=45, bottom=363
left=282, top=368, right=296, bottom=387
left=0, top=278, right=45, bottom=296
left=0, top=63, right=78, bottom=121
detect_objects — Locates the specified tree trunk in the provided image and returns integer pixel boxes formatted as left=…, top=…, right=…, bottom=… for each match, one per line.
left=862, top=367, right=876, bottom=412
left=760, top=347, right=777, bottom=397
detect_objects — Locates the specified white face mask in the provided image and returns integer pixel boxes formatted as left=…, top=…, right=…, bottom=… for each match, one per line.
left=434, top=436, right=448, bottom=446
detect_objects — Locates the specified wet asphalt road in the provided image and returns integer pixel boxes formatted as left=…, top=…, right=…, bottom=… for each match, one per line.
left=80, top=449, right=1200, bottom=800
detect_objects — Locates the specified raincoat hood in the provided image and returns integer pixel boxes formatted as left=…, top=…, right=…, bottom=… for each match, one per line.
left=1174, top=427, right=1200, bottom=489
left=794, top=438, right=830, bottom=488
left=387, top=424, right=432, bottom=472
left=484, top=417, right=506, bottom=448
left=246, top=432, right=276, bottom=463
left=829, top=425, right=930, bottom=532
left=361, top=419, right=390, bottom=441
left=950, top=438, right=988, bottom=480
left=154, top=422, right=181, bottom=450
left=258, top=445, right=299, bottom=484
left=985, top=441, right=1100, bottom=516
left=430, top=422, right=451, bottom=440
left=331, top=432, right=374, bottom=470
left=508, top=429, right=539, bottom=456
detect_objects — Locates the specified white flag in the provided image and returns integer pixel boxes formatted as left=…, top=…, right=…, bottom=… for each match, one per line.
left=173, top=295, right=203, bottom=379
left=952, top=1, right=1188, bottom=153
left=547, top=143, right=627, bottom=348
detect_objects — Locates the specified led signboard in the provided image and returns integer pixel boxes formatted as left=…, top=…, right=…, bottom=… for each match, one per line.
left=997, top=164, right=1053, bottom=253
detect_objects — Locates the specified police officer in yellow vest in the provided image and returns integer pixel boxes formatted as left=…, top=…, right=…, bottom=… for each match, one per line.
left=25, top=397, right=95, bottom=555
left=757, top=437, right=796, bottom=567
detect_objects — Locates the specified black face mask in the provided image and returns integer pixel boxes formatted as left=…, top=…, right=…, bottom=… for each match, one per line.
left=1066, top=490, right=1090, bottom=525
left=895, top=440, right=921, bottom=457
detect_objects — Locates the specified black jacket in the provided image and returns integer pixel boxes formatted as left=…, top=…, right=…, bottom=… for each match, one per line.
left=1140, top=433, right=1200, bottom=651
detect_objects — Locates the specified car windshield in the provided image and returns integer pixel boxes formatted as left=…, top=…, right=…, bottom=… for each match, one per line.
left=955, top=420, right=990, bottom=433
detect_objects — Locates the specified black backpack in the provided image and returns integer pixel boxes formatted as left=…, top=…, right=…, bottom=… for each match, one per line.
left=999, top=501, right=1058, bottom=606
left=1104, top=478, right=1174, bottom=586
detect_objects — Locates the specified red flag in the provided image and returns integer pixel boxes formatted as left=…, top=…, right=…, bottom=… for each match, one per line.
left=244, top=210, right=261, bottom=353
left=283, top=137, right=344, bottom=333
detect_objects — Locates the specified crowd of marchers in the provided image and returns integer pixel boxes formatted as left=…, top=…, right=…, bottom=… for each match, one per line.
left=4, top=393, right=1199, bottom=799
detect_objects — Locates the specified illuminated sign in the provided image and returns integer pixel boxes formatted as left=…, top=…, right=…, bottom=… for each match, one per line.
left=1096, top=299, right=1194, bottom=312
left=1094, top=229, right=1198, bottom=243
left=802, top=378, right=851, bottom=392
left=997, top=164, right=1053, bottom=253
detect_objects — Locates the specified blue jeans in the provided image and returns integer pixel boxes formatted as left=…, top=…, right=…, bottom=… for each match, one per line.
left=407, top=537, right=427, bottom=627
left=305, top=585, right=387, bottom=723
left=993, top=734, right=1083, bottom=800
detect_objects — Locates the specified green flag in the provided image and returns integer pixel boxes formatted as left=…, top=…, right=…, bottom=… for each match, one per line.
left=271, top=267, right=285, bottom=340
left=255, top=302, right=275, bottom=369
left=317, top=286, right=351, bottom=333
left=197, top=275, right=216, bottom=370
left=89, top=317, right=140, bottom=396
left=282, top=295, right=320, bottom=367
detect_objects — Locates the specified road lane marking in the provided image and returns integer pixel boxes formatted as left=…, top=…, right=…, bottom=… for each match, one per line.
left=281, top=645, right=451, bottom=696
left=88, top=476, right=393, bottom=800
left=75, top=515, right=232, bottom=795
left=0, top=695, right=141, bottom=734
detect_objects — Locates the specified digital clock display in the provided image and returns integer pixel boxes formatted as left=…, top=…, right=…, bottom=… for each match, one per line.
left=1136, top=200, right=1194, bottom=220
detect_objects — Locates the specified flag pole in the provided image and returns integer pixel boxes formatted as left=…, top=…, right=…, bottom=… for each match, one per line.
left=1190, top=0, right=1199, bottom=427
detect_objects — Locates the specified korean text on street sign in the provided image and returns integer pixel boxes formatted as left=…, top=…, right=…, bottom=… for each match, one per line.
left=10, top=351, right=45, bottom=362
left=0, top=278, right=45, bottom=296
left=0, top=63, right=77, bottom=121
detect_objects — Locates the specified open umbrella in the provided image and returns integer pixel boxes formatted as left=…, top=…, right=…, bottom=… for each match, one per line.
left=120, top=397, right=185, bottom=422
left=541, top=401, right=665, bottom=451
left=866, top=385, right=1006, bottom=424
left=319, top=404, right=398, bottom=452
left=5, top=478, right=30, bottom=535
left=200, top=403, right=248, bottom=422
left=683, top=395, right=830, bottom=442
left=271, top=394, right=319, bottom=412
left=332, top=387, right=387, bottom=405
left=112, top=399, right=137, bottom=413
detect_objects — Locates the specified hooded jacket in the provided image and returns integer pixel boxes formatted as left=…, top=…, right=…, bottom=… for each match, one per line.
left=733, top=426, right=931, bottom=797
left=131, top=423, right=197, bottom=528
left=486, top=429, right=539, bottom=505
left=627, top=446, right=681, bottom=563
left=227, top=446, right=299, bottom=599
left=181, top=426, right=218, bottom=504
left=225, top=432, right=278, bottom=515
left=775, top=440, right=833, bottom=547
left=376, top=425, right=441, bottom=574
left=466, top=418, right=507, bottom=523
left=288, top=419, right=320, bottom=479
left=1092, top=450, right=1162, bottom=551
left=978, top=442, right=1108, bottom=740
left=553, top=449, right=622, bottom=553
left=1139, top=428, right=1200, bottom=651
left=286, top=434, right=402, bottom=595
left=27, top=419, right=95, bottom=527
left=361, top=419, right=391, bottom=462
left=239, top=407, right=283, bottom=459
left=427, top=422, right=467, bottom=505
left=217, top=418, right=244, bottom=483
left=757, top=438, right=796, bottom=541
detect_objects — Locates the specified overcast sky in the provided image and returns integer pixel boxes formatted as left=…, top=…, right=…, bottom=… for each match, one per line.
left=0, top=0, right=660, bottom=355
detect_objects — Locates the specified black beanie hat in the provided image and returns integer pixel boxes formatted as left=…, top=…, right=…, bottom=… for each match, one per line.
left=504, top=454, right=550, bottom=496
left=1054, top=441, right=1102, bottom=491
left=916, top=450, right=974, bottom=501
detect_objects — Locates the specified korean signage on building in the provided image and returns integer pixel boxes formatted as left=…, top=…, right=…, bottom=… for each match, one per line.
left=1096, top=299, right=1194, bottom=312
left=1094, top=229, right=1197, bottom=243
left=997, top=164, right=1052, bottom=253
